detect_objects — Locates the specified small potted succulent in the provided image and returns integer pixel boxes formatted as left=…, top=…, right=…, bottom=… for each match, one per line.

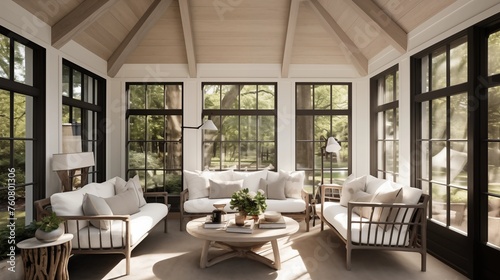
left=34, top=212, right=64, bottom=243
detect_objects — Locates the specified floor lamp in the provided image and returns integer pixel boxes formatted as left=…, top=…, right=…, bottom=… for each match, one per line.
left=52, top=152, right=95, bottom=192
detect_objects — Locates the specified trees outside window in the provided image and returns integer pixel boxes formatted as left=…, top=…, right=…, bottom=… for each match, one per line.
left=202, top=83, right=277, bottom=170
left=295, top=83, right=351, bottom=193
left=126, top=83, right=183, bottom=196
left=371, top=65, right=399, bottom=181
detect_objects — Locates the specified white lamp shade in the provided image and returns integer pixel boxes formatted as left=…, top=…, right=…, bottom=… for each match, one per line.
left=52, top=152, right=95, bottom=171
left=325, top=137, right=341, bottom=153
left=199, top=120, right=218, bottom=130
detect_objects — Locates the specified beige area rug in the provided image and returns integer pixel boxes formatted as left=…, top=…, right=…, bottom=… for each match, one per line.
left=64, top=218, right=467, bottom=280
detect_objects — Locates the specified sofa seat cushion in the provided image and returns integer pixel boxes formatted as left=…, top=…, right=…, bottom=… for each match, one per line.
left=322, top=201, right=409, bottom=246
left=184, top=198, right=236, bottom=213
left=71, top=203, right=168, bottom=249
left=266, top=198, right=306, bottom=213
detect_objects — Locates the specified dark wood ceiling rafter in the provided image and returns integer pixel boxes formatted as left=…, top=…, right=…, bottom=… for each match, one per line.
left=52, top=0, right=119, bottom=49
left=107, top=0, right=174, bottom=77
left=349, top=0, right=407, bottom=54
left=307, top=0, right=368, bottom=76
left=179, top=0, right=197, bottom=78
left=282, top=0, right=301, bottom=78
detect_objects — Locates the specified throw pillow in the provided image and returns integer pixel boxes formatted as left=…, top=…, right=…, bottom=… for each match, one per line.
left=184, top=170, right=210, bottom=200
left=105, top=189, right=140, bottom=215
left=351, top=190, right=373, bottom=218
left=280, top=170, right=304, bottom=199
left=371, top=182, right=403, bottom=230
left=115, top=175, right=147, bottom=208
left=259, top=178, right=286, bottom=200
left=82, top=193, right=113, bottom=230
left=209, top=179, right=243, bottom=198
left=233, top=170, right=268, bottom=192
left=340, top=175, right=367, bottom=207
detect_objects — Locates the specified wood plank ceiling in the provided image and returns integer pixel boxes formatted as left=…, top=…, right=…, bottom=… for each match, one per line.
left=13, top=0, right=456, bottom=77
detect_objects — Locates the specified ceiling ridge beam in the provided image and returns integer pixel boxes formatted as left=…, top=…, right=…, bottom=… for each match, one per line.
left=52, top=0, right=118, bottom=49
left=179, top=0, right=197, bottom=78
left=107, top=0, right=173, bottom=77
left=349, top=0, right=407, bottom=54
left=282, top=0, right=301, bottom=78
left=307, top=0, right=368, bottom=76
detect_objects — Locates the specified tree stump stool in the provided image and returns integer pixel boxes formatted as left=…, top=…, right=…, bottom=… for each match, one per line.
left=18, top=234, right=73, bottom=280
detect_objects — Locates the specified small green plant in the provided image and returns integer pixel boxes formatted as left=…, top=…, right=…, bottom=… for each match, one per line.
left=36, top=212, right=63, bottom=232
left=230, top=188, right=267, bottom=216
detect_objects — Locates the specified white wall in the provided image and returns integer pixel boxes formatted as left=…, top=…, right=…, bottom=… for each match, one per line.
left=2, top=0, right=500, bottom=203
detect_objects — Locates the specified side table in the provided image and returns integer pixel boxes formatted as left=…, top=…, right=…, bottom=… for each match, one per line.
left=17, top=233, right=73, bottom=280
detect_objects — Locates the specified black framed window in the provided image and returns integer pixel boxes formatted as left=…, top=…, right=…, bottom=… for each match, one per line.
left=62, top=59, right=106, bottom=185
left=202, top=83, right=277, bottom=170
left=370, top=65, right=399, bottom=181
left=126, top=83, right=183, bottom=195
left=295, top=83, right=351, bottom=193
left=0, top=26, right=45, bottom=225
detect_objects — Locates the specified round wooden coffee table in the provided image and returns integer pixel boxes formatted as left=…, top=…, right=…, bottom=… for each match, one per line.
left=186, top=215, right=299, bottom=270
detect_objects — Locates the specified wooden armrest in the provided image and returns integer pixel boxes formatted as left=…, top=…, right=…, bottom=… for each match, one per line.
left=180, top=189, right=189, bottom=203
left=34, top=197, right=52, bottom=221
left=143, top=191, right=168, bottom=205
left=301, top=189, right=310, bottom=204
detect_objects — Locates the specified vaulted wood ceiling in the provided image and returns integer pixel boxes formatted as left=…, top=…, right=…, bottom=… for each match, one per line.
left=14, top=0, right=456, bottom=77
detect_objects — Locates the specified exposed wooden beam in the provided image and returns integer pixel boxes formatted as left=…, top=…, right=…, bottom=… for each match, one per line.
left=282, top=0, right=301, bottom=78
left=349, top=0, right=407, bottom=53
left=52, top=0, right=118, bottom=49
left=307, top=0, right=368, bottom=76
left=179, top=0, right=197, bottom=78
left=107, top=0, right=172, bottom=77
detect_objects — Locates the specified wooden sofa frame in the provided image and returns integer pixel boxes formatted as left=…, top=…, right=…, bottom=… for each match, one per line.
left=34, top=192, right=168, bottom=275
left=180, top=188, right=311, bottom=231
left=320, top=184, right=429, bottom=271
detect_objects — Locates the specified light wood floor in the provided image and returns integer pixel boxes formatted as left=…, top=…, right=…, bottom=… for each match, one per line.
left=60, top=217, right=469, bottom=280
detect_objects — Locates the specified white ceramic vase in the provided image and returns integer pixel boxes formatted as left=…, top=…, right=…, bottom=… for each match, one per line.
left=35, top=225, right=64, bottom=243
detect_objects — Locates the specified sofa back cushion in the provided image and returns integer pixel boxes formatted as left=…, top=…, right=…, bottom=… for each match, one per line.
left=105, top=189, right=140, bottom=215
left=340, top=175, right=367, bottom=207
left=115, top=175, right=147, bottom=207
left=279, top=170, right=304, bottom=199
left=51, top=184, right=97, bottom=234
left=259, top=177, right=286, bottom=200
left=184, top=170, right=234, bottom=200
left=233, top=170, right=268, bottom=192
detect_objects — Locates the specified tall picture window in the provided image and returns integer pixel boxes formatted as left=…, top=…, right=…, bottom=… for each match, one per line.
left=62, top=59, right=106, bottom=185
left=370, top=65, right=399, bottom=181
left=202, top=83, right=277, bottom=170
left=126, top=83, right=183, bottom=195
left=295, top=83, right=351, bottom=193
left=0, top=26, right=45, bottom=226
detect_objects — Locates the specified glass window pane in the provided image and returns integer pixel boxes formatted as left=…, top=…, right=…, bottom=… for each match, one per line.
left=165, top=85, right=182, bottom=109
left=432, top=47, right=447, bottom=91
left=0, top=90, right=10, bottom=137
left=147, top=85, right=164, bottom=109
left=385, top=141, right=394, bottom=172
left=129, top=85, right=145, bottom=109
left=314, top=115, right=330, bottom=140
left=296, top=85, right=313, bottom=110
left=240, top=85, right=256, bottom=109
left=488, top=196, right=500, bottom=246
left=421, top=141, right=430, bottom=180
left=395, top=71, right=399, bottom=100
left=14, top=93, right=33, bottom=138
left=204, top=85, right=220, bottom=109
left=421, top=101, right=430, bottom=139
left=222, top=116, right=238, bottom=141
left=332, top=85, right=348, bottom=110
left=450, top=93, right=468, bottom=139
left=421, top=56, right=430, bottom=93
left=296, top=141, right=313, bottom=169
left=432, top=98, right=447, bottom=139
left=488, top=142, right=500, bottom=196
left=0, top=34, right=10, bottom=79
left=241, top=142, right=256, bottom=169
left=129, top=115, right=146, bottom=140
left=385, top=74, right=394, bottom=103
left=296, top=116, right=313, bottom=141
left=72, top=70, right=82, bottom=100
left=377, top=112, right=384, bottom=140
left=86, top=75, right=94, bottom=104
left=258, top=116, right=274, bottom=141
left=450, top=187, right=467, bottom=232
left=147, top=115, right=164, bottom=141
left=146, top=142, right=163, bottom=169
left=72, top=107, right=81, bottom=123
left=221, top=142, right=238, bottom=169
left=258, top=85, right=274, bottom=109
left=14, top=42, right=33, bottom=86
left=385, top=109, right=395, bottom=140
left=488, top=30, right=500, bottom=76
left=431, top=141, right=447, bottom=182
left=62, top=65, right=70, bottom=97
left=165, top=142, right=182, bottom=169
left=128, top=142, right=145, bottom=169
left=395, top=108, right=399, bottom=139
left=204, top=141, right=219, bottom=170
left=221, top=85, right=238, bottom=109
left=332, top=115, right=348, bottom=141
left=314, top=85, right=330, bottom=109
left=488, top=86, right=500, bottom=140
left=450, top=142, right=468, bottom=186
left=259, top=142, right=275, bottom=169
left=450, top=37, right=468, bottom=86
left=431, top=183, right=447, bottom=224
left=166, top=171, right=182, bottom=194
left=240, top=115, right=256, bottom=141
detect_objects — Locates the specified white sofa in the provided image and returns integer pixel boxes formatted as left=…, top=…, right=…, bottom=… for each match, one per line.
left=180, top=169, right=310, bottom=231
left=320, top=175, right=429, bottom=271
left=34, top=176, right=169, bottom=275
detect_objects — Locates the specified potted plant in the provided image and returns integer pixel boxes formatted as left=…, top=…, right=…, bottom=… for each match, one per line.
left=230, top=188, right=267, bottom=225
left=34, top=212, right=64, bottom=243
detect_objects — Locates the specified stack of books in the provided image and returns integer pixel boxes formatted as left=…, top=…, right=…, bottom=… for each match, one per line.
left=225, top=219, right=255, bottom=233
left=258, top=216, right=286, bottom=229
left=203, top=215, right=226, bottom=229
